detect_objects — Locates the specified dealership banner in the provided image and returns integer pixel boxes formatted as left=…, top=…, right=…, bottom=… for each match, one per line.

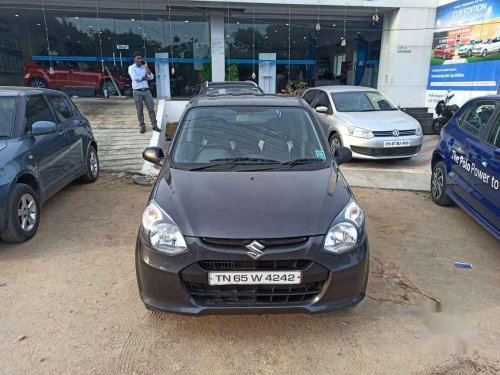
left=426, top=0, right=500, bottom=107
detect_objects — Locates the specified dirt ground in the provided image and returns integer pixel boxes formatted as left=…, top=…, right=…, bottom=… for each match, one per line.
left=0, top=175, right=499, bottom=375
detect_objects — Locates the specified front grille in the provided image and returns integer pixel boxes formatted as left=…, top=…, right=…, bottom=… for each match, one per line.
left=351, top=145, right=421, bottom=157
left=372, top=129, right=416, bottom=137
left=199, top=259, right=312, bottom=271
left=202, top=237, right=308, bottom=248
left=184, top=281, right=325, bottom=304
left=181, top=260, right=328, bottom=306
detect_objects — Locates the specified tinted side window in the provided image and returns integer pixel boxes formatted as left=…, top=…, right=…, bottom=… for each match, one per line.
left=303, top=90, right=317, bottom=105
left=315, top=92, right=331, bottom=109
left=48, top=95, right=73, bottom=122
left=459, top=101, right=496, bottom=138
left=487, top=115, right=500, bottom=148
left=25, top=95, right=56, bottom=133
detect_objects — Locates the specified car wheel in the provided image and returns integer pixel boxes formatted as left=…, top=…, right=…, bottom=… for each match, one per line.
left=1, top=184, right=40, bottom=243
left=431, top=161, right=454, bottom=206
left=29, top=78, right=48, bottom=89
left=330, top=133, right=342, bottom=150
left=467, top=50, right=472, bottom=57
left=79, top=145, right=99, bottom=183
left=101, top=80, right=118, bottom=96
left=482, top=49, right=487, bottom=57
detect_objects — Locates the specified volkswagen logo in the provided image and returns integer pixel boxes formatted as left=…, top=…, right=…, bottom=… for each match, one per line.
left=392, top=129, right=400, bottom=137
left=245, top=240, right=265, bottom=259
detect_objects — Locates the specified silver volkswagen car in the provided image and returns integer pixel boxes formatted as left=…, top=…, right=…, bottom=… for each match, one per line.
left=302, top=86, right=423, bottom=159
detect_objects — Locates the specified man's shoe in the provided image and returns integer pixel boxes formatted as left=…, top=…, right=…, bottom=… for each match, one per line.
left=140, top=127, right=146, bottom=134
left=152, top=125, right=161, bottom=132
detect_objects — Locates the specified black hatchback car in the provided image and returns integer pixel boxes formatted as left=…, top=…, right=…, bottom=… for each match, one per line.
left=137, top=95, right=369, bottom=315
left=0, top=87, right=99, bottom=243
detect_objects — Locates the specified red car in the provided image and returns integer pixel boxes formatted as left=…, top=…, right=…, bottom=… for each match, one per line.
left=23, top=60, right=131, bottom=96
left=433, top=44, right=455, bottom=59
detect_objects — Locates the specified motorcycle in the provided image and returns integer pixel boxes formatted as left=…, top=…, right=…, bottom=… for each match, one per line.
left=432, top=91, right=459, bottom=135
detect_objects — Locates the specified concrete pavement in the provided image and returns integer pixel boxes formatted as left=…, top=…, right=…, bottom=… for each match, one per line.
left=341, top=135, right=439, bottom=191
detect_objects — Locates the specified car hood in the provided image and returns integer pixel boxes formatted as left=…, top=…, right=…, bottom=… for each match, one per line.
left=336, top=110, right=419, bottom=131
left=0, top=140, right=6, bottom=152
left=153, top=166, right=352, bottom=238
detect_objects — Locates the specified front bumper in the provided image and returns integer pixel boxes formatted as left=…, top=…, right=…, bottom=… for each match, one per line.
left=341, top=134, right=423, bottom=160
left=136, top=233, right=369, bottom=315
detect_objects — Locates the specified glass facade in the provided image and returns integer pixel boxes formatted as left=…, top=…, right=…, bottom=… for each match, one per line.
left=225, top=16, right=382, bottom=92
left=0, top=7, right=210, bottom=97
left=0, top=4, right=382, bottom=98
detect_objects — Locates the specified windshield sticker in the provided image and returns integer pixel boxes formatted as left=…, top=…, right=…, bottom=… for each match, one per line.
left=315, top=150, right=326, bottom=160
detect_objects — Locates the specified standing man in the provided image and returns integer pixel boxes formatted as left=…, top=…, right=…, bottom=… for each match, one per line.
left=128, top=51, right=160, bottom=134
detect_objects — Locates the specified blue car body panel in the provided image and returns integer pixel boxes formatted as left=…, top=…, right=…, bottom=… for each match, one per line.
left=0, top=87, right=96, bottom=234
left=432, top=95, right=500, bottom=240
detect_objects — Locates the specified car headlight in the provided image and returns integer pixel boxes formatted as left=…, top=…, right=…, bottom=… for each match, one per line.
left=142, top=201, right=188, bottom=255
left=416, top=125, right=423, bottom=136
left=323, top=200, right=364, bottom=254
left=348, top=126, right=374, bottom=139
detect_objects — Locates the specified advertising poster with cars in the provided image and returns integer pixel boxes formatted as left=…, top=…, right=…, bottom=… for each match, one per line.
left=426, top=0, right=500, bottom=107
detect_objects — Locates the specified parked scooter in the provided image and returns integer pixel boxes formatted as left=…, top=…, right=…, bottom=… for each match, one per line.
left=432, top=91, right=459, bottom=135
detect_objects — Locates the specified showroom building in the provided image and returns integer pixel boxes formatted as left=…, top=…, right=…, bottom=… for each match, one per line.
left=0, top=0, right=459, bottom=107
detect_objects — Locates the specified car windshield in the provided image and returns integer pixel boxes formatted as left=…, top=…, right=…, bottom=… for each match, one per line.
left=171, top=106, right=328, bottom=171
left=205, top=86, right=262, bottom=95
left=0, top=96, right=17, bottom=138
left=331, top=91, right=398, bottom=112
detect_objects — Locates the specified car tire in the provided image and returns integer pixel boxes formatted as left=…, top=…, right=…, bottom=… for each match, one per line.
left=467, top=50, right=472, bottom=57
left=330, top=133, right=342, bottom=150
left=431, top=161, right=454, bottom=206
left=482, top=49, right=487, bottom=57
left=79, top=145, right=99, bottom=183
left=1, top=184, right=40, bottom=243
left=29, top=78, right=48, bottom=89
left=100, top=79, right=118, bottom=96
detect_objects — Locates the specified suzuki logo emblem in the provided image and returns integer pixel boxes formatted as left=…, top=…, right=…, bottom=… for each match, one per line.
left=245, top=241, right=265, bottom=259
left=392, top=129, right=400, bottom=137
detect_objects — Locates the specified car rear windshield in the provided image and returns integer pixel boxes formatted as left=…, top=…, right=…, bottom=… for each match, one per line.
left=331, top=91, right=397, bottom=112
left=205, top=86, right=262, bottom=95
left=171, top=106, right=327, bottom=170
left=0, top=96, right=17, bottom=138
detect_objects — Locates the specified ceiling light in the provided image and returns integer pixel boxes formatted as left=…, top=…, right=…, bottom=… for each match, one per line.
left=131, top=18, right=135, bottom=21
left=185, top=20, right=189, bottom=23
left=15, top=14, right=19, bottom=17
left=332, top=24, right=336, bottom=27
left=36, top=23, right=41, bottom=26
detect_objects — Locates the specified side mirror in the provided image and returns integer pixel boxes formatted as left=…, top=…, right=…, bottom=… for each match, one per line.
left=316, top=106, right=329, bottom=114
left=31, top=121, right=57, bottom=136
left=142, top=146, right=165, bottom=166
left=334, top=146, right=352, bottom=165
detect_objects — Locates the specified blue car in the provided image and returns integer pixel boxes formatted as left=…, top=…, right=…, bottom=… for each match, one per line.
left=0, top=87, right=99, bottom=243
left=431, top=95, right=499, bottom=240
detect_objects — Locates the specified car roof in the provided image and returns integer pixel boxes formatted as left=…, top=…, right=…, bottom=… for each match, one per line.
left=190, top=94, right=305, bottom=108
left=206, top=81, right=258, bottom=87
left=0, top=86, right=64, bottom=97
left=311, top=85, right=379, bottom=93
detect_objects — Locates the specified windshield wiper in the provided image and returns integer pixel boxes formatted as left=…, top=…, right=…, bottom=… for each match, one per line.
left=209, top=157, right=281, bottom=164
left=282, top=158, right=325, bottom=166
left=186, top=158, right=280, bottom=171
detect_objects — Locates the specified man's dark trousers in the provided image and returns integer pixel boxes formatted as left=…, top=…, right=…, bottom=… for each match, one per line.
left=133, top=89, right=157, bottom=130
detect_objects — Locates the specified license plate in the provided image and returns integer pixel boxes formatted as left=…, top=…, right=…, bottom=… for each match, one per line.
left=383, top=140, right=411, bottom=148
left=208, top=271, right=302, bottom=286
